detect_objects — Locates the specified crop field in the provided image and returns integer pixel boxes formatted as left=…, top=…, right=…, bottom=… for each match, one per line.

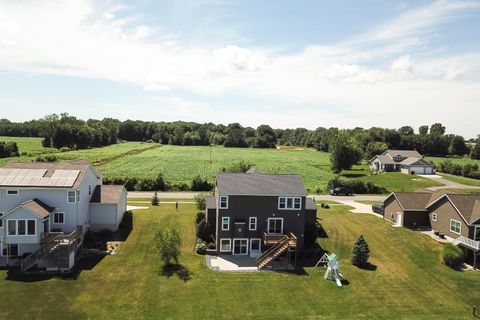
left=97, top=145, right=334, bottom=192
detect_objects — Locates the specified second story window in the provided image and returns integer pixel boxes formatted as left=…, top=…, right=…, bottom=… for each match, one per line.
left=249, top=217, right=257, bottom=231
left=450, top=219, right=461, bottom=234
left=219, top=196, right=229, bottom=209
left=221, top=217, right=230, bottom=231
left=432, top=213, right=437, bottom=222
left=278, top=197, right=301, bottom=210
left=67, top=191, right=76, bottom=204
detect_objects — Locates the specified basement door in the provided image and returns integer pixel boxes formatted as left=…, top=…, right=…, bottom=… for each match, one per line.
left=233, top=239, right=248, bottom=255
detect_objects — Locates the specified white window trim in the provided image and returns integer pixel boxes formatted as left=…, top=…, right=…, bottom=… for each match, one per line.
left=232, top=238, right=249, bottom=255
left=267, top=217, right=284, bottom=234
left=67, top=190, right=77, bottom=204
left=6, top=219, right=36, bottom=236
left=53, top=212, right=65, bottom=225
left=450, top=219, right=461, bottom=235
left=219, top=238, right=231, bottom=252
left=250, top=238, right=261, bottom=252
left=221, top=217, right=230, bottom=231
left=6, top=189, right=19, bottom=196
left=249, top=217, right=257, bottom=231
left=219, top=196, right=229, bottom=209
left=432, top=212, right=437, bottom=222
left=278, top=197, right=302, bottom=210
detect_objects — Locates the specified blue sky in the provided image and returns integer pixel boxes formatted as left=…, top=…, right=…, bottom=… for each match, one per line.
left=0, top=0, right=479, bottom=137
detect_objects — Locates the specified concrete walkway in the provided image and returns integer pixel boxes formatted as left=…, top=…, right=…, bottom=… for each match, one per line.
left=419, top=174, right=480, bottom=191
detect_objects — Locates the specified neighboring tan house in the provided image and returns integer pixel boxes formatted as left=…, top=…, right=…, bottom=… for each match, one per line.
left=206, top=167, right=317, bottom=269
left=369, top=150, right=435, bottom=175
left=383, top=191, right=480, bottom=268
left=0, top=160, right=127, bottom=272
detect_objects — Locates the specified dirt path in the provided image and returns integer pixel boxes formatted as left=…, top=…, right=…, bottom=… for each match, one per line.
left=93, top=144, right=161, bottom=166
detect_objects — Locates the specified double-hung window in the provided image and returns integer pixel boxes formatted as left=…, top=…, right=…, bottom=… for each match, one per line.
left=219, top=196, right=229, bottom=209
left=450, top=219, right=461, bottom=234
left=249, top=217, right=257, bottom=231
left=278, top=197, right=302, bottom=210
left=67, top=190, right=76, bottom=203
left=221, top=217, right=230, bottom=231
left=53, top=212, right=65, bottom=224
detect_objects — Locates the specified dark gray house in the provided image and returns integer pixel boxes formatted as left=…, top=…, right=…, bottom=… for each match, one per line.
left=206, top=168, right=317, bottom=269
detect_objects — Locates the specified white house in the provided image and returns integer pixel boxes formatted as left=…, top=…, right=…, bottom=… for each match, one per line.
left=369, top=150, right=435, bottom=175
left=0, top=159, right=127, bottom=272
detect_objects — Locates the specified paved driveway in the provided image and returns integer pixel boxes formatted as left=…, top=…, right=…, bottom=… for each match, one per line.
left=419, top=174, right=480, bottom=191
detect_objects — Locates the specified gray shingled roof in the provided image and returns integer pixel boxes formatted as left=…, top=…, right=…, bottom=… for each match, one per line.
left=386, top=150, right=423, bottom=158
left=21, top=198, right=54, bottom=218
left=305, top=198, right=317, bottom=210
left=90, top=185, right=125, bottom=204
left=442, top=194, right=480, bottom=225
left=216, top=172, right=307, bottom=196
left=206, top=196, right=216, bottom=209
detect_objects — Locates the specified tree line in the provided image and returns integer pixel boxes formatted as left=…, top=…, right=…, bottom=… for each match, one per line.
left=0, top=114, right=478, bottom=160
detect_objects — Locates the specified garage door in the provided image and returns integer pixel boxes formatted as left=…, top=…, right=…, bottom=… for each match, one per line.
left=410, top=167, right=425, bottom=174
left=424, top=167, right=433, bottom=174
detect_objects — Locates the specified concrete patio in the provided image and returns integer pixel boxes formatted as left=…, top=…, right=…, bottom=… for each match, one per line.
left=206, top=255, right=295, bottom=272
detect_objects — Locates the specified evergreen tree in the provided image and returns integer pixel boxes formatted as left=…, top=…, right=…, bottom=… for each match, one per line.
left=151, top=191, right=160, bottom=206
left=351, top=235, right=370, bottom=267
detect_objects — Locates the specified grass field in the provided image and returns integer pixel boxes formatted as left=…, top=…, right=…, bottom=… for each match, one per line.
left=440, top=173, right=480, bottom=187
left=1, top=201, right=479, bottom=319
left=426, top=156, right=480, bottom=166
left=0, top=136, right=55, bottom=154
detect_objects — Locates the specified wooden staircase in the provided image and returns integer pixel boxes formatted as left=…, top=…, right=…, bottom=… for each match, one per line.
left=21, top=227, right=82, bottom=272
left=256, top=232, right=297, bottom=270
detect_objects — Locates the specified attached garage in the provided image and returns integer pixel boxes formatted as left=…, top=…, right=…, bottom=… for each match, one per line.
left=90, top=185, right=127, bottom=232
left=409, top=166, right=425, bottom=174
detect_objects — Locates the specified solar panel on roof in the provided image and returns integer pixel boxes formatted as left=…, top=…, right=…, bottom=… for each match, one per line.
left=0, top=168, right=80, bottom=187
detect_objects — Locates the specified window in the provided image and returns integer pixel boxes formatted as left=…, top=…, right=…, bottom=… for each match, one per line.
left=450, top=220, right=461, bottom=234
left=249, top=217, right=257, bottom=231
left=250, top=238, right=261, bottom=252
left=6, top=190, right=18, bottom=196
left=432, top=213, right=437, bottom=222
left=278, top=197, right=301, bottom=210
left=219, top=196, right=229, bottom=209
left=27, top=220, right=35, bottom=235
left=220, top=239, right=231, bottom=252
left=7, top=220, right=16, bottom=236
left=53, top=212, right=65, bottom=224
left=89, top=185, right=92, bottom=195
left=268, top=218, right=283, bottom=234
left=233, top=239, right=248, bottom=255
left=18, top=220, right=26, bottom=235
left=67, top=191, right=76, bottom=203
left=221, top=217, right=230, bottom=231
left=6, top=219, right=36, bottom=236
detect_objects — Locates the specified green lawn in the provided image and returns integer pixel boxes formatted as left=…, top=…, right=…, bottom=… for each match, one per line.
left=358, top=172, right=443, bottom=192
left=440, top=173, right=480, bottom=187
left=0, top=136, right=55, bottom=155
left=1, top=202, right=479, bottom=319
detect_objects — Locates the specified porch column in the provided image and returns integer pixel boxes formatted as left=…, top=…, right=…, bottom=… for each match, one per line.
left=474, top=251, right=478, bottom=271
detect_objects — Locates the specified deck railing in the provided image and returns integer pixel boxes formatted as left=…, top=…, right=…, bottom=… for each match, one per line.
left=454, top=236, right=480, bottom=251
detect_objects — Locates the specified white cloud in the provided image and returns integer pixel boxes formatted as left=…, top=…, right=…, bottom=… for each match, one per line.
left=0, top=0, right=479, bottom=136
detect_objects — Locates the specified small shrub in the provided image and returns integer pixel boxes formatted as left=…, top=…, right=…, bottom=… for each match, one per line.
left=320, top=203, right=325, bottom=208
left=196, top=218, right=212, bottom=242
left=443, top=243, right=463, bottom=268
left=195, top=212, right=206, bottom=225
left=207, top=242, right=216, bottom=249
left=196, top=241, right=207, bottom=254
left=59, top=147, right=71, bottom=152
left=325, top=204, right=330, bottom=209
left=35, top=155, right=57, bottom=162
left=194, top=193, right=207, bottom=211
left=151, top=192, right=160, bottom=206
